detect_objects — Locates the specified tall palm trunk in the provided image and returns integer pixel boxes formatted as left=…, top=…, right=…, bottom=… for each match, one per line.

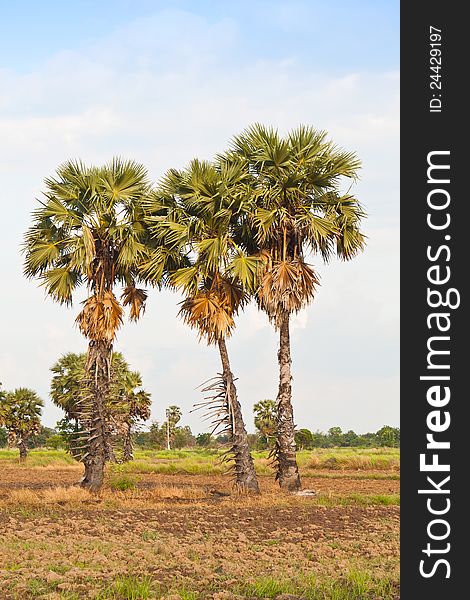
left=80, top=339, right=112, bottom=492
left=18, top=438, right=28, bottom=462
left=122, top=421, right=134, bottom=462
left=217, top=338, right=259, bottom=493
left=276, top=311, right=301, bottom=491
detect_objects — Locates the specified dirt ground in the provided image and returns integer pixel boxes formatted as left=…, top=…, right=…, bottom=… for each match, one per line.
left=0, top=466, right=399, bottom=496
left=0, top=467, right=400, bottom=599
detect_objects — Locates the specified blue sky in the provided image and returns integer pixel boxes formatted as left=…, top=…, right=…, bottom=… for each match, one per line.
left=0, top=1, right=399, bottom=433
left=1, top=1, right=398, bottom=73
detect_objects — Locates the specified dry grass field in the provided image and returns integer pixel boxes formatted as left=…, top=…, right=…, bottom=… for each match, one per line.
left=0, top=449, right=400, bottom=599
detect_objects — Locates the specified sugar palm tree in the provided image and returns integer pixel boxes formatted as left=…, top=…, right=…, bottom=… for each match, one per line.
left=0, top=388, right=43, bottom=461
left=253, top=399, right=277, bottom=447
left=144, top=159, right=260, bottom=492
left=165, top=405, right=182, bottom=450
left=116, top=366, right=151, bottom=462
left=24, top=158, right=152, bottom=491
left=50, top=353, right=86, bottom=429
left=50, top=352, right=151, bottom=463
left=227, top=124, right=366, bottom=490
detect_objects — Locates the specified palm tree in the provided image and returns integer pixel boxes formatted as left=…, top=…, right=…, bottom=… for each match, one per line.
left=116, top=365, right=151, bottom=462
left=165, top=405, right=182, bottom=450
left=227, top=124, right=366, bottom=490
left=50, top=353, right=86, bottom=430
left=143, top=159, right=260, bottom=493
left=253, top=399, right=277, bottom=447
left=24, top=158, right=152, bottom=491
left=50, top=352, right=151, bottom=463
left=0, top=388, right=43, bottom=461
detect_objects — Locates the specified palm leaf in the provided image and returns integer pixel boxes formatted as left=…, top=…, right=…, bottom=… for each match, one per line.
left=76, top=291, right=123, bottom=341
left=121, top=285, right=147, bottom=321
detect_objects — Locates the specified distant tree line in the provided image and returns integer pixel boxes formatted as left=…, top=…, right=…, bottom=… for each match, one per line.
left=0, top=422, right=400, bottom=451
left=1, top=382, right=398, bottom=457
left=252, top=399, right=399, bottom=448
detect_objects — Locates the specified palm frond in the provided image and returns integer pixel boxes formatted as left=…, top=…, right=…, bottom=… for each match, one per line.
left=258, top=258, right=320, bottom=325
left=121, top=285, right=147, bottom=321
left=76, top=291, right=123, bottom=341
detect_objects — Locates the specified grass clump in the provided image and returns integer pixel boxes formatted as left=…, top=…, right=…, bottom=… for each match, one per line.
left=110, top=474, right=138, bottom=491
left=96, top=575, right=153, bottom=599
left=304, top=453, right=399, bottom=472
left=242, top=575, right=301, bottom=597
left=27, top=577, right=60, bottom=595
left=313, top=493, right=400, bottom=507
left=238, top=570, right=399, bottom=599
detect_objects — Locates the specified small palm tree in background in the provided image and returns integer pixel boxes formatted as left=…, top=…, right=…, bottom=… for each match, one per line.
left=114, top=361, right=151, bottom=462
left=253, top=399, right=278, bottom=448
left=228, top=124, right=366, bottom=490
left=24, top=158, right=152, bottom=491
left=144, top=159, right=260, bottom=492
left=50, top=353, right=85, bottom=431
left=50, top=352, right=151, bottom=463
left=165, top=405, right=182, bottom=450
left=0, top=388, right=43, bottom=461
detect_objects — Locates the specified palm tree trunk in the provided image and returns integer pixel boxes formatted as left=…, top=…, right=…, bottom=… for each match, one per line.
left=122, top=422, right=134, bottom=462
left=276, top=311, right=301, bottom=491
left=218, top=338, right=259, bottom=494
left=106, top=444, right=118, bottom=463
left=80, top=339, right=112, bottom=492
left=18, top=439, right=28, bottom=462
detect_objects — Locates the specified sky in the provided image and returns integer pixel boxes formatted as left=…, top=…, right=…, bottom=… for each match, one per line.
left=0, top=0, right=399, bottom=434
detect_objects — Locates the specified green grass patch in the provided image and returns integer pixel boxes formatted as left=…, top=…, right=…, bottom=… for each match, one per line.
left=95, top=575, right=153, bottom=599
left=109, top=473, right=138, bottom=492
left=238, top=570, right=399, bottom=599
left=302, top=472, right=400, bottom=480
left=141, top=529, right=160, bottom=542
left=0, top=448, right=76, bottom=467
left=313, top=493, right=400, bottom=507
left=27, top=577, right=60, bottom=595
left=0, top=447, right=399, bottom=477
left=110, top=448, right=399, bottom=476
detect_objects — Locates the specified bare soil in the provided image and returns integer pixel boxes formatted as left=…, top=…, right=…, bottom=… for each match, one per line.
left=0, top=466, right=400, bottom=599
left=0, top=466, right=399, bottom=496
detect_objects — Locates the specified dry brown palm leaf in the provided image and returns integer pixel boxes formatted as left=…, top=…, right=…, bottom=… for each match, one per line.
left=179, top=291, right=235, bottom=345
left=192, top=375, right=237, bottom=470
left=258, top=258, right=319, bottom=325
left=121, top=285, right=148, bottom=321
left=76, top=291, right=123, bottom=341
left=218, top=277, right=247, bottom=315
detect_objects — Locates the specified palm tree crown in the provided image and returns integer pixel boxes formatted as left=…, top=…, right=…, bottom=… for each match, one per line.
left=23, top=158, right=152, bottom=339
left=144, top=158, right=259, bottom=343
left=0, top=388, right=43, bottom=460
left=226, top=124, right=366, bottom=322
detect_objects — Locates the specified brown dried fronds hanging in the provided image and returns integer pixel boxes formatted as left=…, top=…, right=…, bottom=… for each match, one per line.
left=192, top=375, right=237, bottom=471
left=258, top=257, right=320, bottom=327
left=76, top=291, right=123, bottom=341
left=121, top=285, right=148, bottom=321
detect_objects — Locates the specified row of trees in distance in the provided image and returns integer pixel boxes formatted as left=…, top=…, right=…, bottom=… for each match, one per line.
left=1, top=381, right=399, bottom=455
